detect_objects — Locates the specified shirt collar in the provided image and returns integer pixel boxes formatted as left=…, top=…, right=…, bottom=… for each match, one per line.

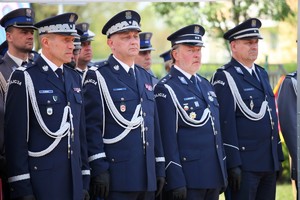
left=174, top=65, right=193, bottom=79
left=113, top=55, right=135, bottom=73
left=41, top=51, right=63, bottom=72
left=7, top=51, right=27, bottom=67
left=237, top=60, right=255, bottom=74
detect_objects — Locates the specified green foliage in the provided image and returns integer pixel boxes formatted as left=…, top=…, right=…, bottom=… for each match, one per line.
left=153, top=1, right=295, bottom=53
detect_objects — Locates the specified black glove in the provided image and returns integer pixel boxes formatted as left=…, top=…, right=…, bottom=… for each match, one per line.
left=228, top=166, right=242, bottom=192
left=83, top=189, right=90, bottom=200
left=13, top=195, right=36, bottom=200
left=90, top=171, right=110, bottom=199
left=172, top=187, right=187, bottom=200
left=155, top=177, right=165, bottom=197
left=276, top=163, right=283, bottom=181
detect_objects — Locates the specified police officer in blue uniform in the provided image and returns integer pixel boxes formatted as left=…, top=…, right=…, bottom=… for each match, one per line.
left=159, top=49, right=172, bottom=73
left=4, top=13, right=90, bottom=200
left=278, top=71, right=297, bottom=195
left=134, top=32, right=158, bottom=85
left=82, top=10, right=165, bottom=200
left=0, top=8, right=37, bottom=199
left=75, top=22, right=95, bottom=75
left=211, top=18, right=284, bottom=200
left=154, top=24, right=227, bottom=200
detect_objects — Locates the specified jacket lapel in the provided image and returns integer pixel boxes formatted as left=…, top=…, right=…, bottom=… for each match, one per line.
left=37, top=57, right=65, bottom=92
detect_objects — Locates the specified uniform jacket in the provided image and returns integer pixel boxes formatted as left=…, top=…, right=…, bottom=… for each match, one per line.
left=154, top=67, right=227, bottom=191
left=83, top=54, right=165, bottom=192
left=4, top=55, right=90, bottom=200
left=278, top=72, right=297, bottom=179
left=212, top=58, right=284, bottom=172
left=0, top=53, right=18, bottom=158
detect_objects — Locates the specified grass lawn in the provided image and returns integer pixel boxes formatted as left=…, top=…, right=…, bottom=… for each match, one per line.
left=219, top=183, right=294, bottom=200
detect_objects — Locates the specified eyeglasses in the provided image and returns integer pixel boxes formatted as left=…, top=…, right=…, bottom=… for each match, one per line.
left=73, top=49, right=81, bottom=55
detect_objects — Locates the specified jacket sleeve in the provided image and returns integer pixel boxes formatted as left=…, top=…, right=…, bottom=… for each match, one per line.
left=4, top=70, right=34, bottom=198
left=82, top=70, right=109, bottom=177
left=212, top=70, right=242, bottom=169
left=154, top=83, right=186, bottom=190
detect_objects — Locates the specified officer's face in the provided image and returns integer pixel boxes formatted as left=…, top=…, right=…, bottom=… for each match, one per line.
left=134, top=50, right=152, bottom=70
left=231, top=38, right=259, bottom=67
left=41, top=34, right=75, bottom=66
left=78, top=41, right=93, bottom=63
left=6, top=27, right=35, bottom=54
left=108, top=31, right=140, bottom=62
left=173, top=44, right=202, bottom=75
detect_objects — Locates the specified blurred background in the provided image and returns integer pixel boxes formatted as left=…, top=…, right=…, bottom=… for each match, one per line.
left=0, top=1, right=298, bottom=199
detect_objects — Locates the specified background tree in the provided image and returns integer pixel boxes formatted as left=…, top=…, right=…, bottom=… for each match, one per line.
left=153, top=0, right=295, bottom=53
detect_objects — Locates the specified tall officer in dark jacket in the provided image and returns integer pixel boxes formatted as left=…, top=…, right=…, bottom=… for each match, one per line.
left=82, top=10, right=165, bottom=200
left=4, top=13, right=90, bottom=200
left=278, top=71, right=297, bottom=194
left=211, top=18, right=284, bottom=200
left=154, top=24, right=227, bottom=200
left=0, top=8, right=37, bottom=199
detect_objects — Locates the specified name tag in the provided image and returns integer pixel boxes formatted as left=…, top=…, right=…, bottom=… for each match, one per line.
left=113, top=88, right=127, bottom=91
left=244, top=88, right=254, bottom=92
left=39, top=90, right=53, bottom=94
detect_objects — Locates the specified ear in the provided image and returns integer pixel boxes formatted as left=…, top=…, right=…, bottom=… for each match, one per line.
left=41, top=36, right=50, bottom=49
left=107, top=38, right=114, bottom=50
left=6, top=31, right=12, bottom=42
left=172, top=48, right=179, bottom=61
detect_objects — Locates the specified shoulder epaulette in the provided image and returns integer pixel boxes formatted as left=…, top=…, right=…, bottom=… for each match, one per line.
left=286, top=71, right=297, bottom=78
left=159, top=74, right=172, bottom=84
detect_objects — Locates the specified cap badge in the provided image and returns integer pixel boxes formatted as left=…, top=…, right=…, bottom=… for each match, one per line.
left=26, top=9, right=32, bottom=17
left=69, top=14, right=76, bottom=23
left=125, top=11, right=132, bottom=20
left=145, top=33, right=151, bottom=40
left=194, top=26, right=200, bottom=34
left=82, top=23, right=88, bottom=31
left=251, top=19, right=256, bottom=27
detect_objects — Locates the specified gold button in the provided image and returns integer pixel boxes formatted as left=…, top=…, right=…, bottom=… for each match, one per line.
left=183, top=157, right=187, bottom=161
left=47, top=100, right=51, bottom=104
left=271, top=136, right=274, bottom=140
left=111, top=158, right=115, bottom=162
left=34, top=166, right=38, bottom=170
left=140, top=98, right=143, bottom=102
left=146, top=142, right=149, bottom=146
left=242, top=147, right=245, bottom=150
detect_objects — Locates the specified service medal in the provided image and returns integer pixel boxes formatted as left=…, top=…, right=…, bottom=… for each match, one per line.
left=189, top=112, right=196, bottom=119
left=120, top=102, right=126, bottom=112
left=250, top=99, right=254, bottom=110
left=47, top=107, right=53, bottom=115
left=184, top=105, right=189, bottom=111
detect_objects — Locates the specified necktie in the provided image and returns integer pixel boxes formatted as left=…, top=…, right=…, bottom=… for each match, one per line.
left=21, top=61, right=27, bottom=67
left=190, top=75, right=201, bottom=92
left=128, top=68, right=135, bottom=79
left=56, top=68, right=64, bottom=82
left=252, top=69, right=259, bottom=82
